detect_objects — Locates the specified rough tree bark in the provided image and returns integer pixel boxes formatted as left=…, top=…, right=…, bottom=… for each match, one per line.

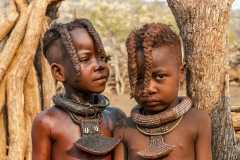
left=6, top=0, right=48, bottom=159
left=167, top=0, right=237, bottom=159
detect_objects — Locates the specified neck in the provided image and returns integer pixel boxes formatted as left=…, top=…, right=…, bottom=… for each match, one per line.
left=64, top=90, right=94, bottom=103
left=144, top=97, right=179, bottom=115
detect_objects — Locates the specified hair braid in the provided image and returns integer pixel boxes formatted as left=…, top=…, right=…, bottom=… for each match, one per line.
left=126, top=30, right=137, bottom=98
left=126, top=22, right=181, bottom=97
left=68, top=18, right=110, bottom=61
left=52, top=23, right=81, bottom=82
left=140, top=23, right=167, bottom=96
left=43, top=18, right=109, bottom=83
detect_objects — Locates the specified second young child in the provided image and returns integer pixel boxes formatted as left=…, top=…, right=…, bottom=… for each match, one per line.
left=113, top=23, right=212, bottom=160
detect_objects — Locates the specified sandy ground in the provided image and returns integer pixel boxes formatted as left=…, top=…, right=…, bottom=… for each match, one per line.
left=104, top=86, right=240, bottom=116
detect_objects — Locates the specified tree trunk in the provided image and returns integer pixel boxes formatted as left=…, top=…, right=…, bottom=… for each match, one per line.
left=6, top=0, right=48, bottom=159
left=167, top=0, right=237, bottom=159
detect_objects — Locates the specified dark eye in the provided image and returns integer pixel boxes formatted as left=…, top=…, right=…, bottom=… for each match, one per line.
left=80, top=58, right=90, bottom=63
left=156, top=75, right=165, bottom=80
left=99, top=55, right=106, bottom=60
left=137, top=76, right=143, bottom=82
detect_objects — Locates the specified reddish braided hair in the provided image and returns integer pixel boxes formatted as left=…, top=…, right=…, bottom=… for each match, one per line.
left=126, top=23, right=181, bottom=97
left=43, top=18, right=110, bottom=82
left=126, top=30, right=137, bottom=98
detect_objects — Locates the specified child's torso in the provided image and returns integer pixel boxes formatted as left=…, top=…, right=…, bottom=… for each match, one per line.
left=123, top=108, right=198, bottom=160
left=49, top=106, right=118, bottom=160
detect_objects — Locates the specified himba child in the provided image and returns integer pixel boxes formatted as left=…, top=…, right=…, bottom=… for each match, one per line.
left=113, top=23, right=212, bottom=160
left=31, top=18, right=126, bottom=160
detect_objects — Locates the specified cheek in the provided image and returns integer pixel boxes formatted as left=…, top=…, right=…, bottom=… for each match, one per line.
left=105, top=64, right=109, bottom=75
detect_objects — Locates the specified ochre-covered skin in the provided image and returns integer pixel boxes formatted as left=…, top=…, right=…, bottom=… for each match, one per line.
left=113, top=23, right=212, bottom=160
left=32, top=105, right=125, bottom=160
left=32, top=19, right=126, bottom=160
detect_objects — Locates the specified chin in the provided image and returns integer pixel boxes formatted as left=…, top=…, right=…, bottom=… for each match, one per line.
left=93, top=88, right=105, bottom=94
left=143, top=105, right=169, bottom=112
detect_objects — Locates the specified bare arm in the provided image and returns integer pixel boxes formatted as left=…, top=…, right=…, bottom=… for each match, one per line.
left=113, top=121, right=128, bottom=160
left=32, top=112, right=52, bottom=160
left=195, top=112, right=212, bottom=160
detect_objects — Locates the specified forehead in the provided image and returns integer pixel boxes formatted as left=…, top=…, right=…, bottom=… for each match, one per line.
left=152, top=47, right=176, bottom=63
left=135, top=47, right=179, bottom=73
left=69, top=28, right=94, bottom=50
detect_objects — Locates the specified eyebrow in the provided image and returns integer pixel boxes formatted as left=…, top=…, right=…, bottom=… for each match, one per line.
left=152, top=69, right=165, bottom=75
left=78, top=50, right=92, bottom=55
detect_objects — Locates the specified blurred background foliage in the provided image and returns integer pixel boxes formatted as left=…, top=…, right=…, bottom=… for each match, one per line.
left=57, top=0, right=240, bottom=56
left=57, top=0, right=178, bottom=56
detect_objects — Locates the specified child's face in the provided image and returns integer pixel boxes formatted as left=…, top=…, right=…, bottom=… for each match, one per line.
left=63, top=28, right=109, bottom=94
left=133, top=47, right=185, bottom=112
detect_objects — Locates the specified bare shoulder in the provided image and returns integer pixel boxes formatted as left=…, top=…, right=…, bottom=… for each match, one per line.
left=113, top=117, right=137, bottom=140
left=104, top=106, right=127, bottom=121
left=113, top=117, right=135, bottom=132
left=184, top=107, right=211, bottom=132
left=32, top=105, right=65, bottom=131
left=186, top=107, right=211, bottom=122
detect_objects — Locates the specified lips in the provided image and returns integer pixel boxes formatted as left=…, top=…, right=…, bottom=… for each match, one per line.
left=142, top=98, right=161, bottom=105
left=94, top=75, right=107, bottom=81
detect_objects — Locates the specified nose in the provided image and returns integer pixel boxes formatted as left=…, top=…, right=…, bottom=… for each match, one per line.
left=93, top=59, right=105, bottom=72
left=146, top=79, right=157, bottom=95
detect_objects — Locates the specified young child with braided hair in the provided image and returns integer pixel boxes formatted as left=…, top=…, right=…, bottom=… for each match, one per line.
left=113, top=23, right=212, bottom=160
left=31, top=18, right=126, bottom=160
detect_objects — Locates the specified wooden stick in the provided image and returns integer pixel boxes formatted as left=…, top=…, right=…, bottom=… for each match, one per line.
left=7, top=0, right=48, bottom=159
left=71, top=9, right=78, bottom=21
left=41, top=45, right=56, bottom=109
left=0, top=60, right=7, bottom=160
left=231, top=112, right=240, bottom=131
left=15, top=0, right=27, bottom=13
left=0, top=0, right=19, bottom=41
left=0, top=111, right=6, bottom=160
left=0, top=43, right=22, bottom=112
left=24, top=64, right=41, bottom=160
left=0, top=2, right=33, bottom=82
left=0, top=0, right=8, bottom=24
left=231, top=105, right=240, bottom=113
left=0, top=76, right=6, bottom=112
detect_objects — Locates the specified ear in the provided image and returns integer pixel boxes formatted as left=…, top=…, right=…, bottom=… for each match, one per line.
left=179, top=62, right=186, bottom=82
left=50, top=63, right=66, bottom=82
